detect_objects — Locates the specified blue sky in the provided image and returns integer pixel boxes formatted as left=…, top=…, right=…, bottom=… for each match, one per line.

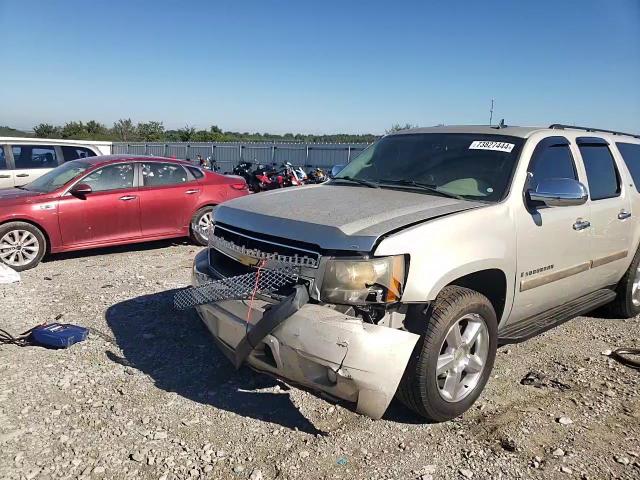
left=1, top=0, right=639, bottom=134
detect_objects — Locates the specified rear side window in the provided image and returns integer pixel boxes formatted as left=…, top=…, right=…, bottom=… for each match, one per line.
left=187, top=166, right=204, bottom=179
left=0, top=146, right=6, bottom=170
left=528, top=140, right=577, bottom=191
left=62, top=146, right=96, bottom=161
left=12, top=145, right=58, bottom=169
left=578, top=142, right=620, bottom=200
left=617, top=143, right=640, bottom=192
left=141, top=163, right=189, bottom=186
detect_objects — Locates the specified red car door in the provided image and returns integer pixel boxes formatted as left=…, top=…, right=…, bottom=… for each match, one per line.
left=58, top=163, right=141, bottom=246
left=136, top=162, right=200, bottom=237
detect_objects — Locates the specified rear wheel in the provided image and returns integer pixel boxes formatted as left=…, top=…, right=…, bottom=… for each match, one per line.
left=190, top=206, right=216, bottom=246
left=0, top=222, right=47, bottom=271
left=397, top=286, right=497, bottom=421
left=607, top=247, right=640, bottom=318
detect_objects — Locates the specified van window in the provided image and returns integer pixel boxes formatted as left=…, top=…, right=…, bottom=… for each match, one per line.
left=62, top=146, right=97, bottom=161
left=578, top=144, right=620, bottom=200
left=0, top=146, right=6, bottom=170
left=12, top=145, right=58, bottom=169
left=617, top=143, right=640, bottom=192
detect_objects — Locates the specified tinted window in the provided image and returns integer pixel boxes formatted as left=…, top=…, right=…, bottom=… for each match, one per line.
left=617, top=143, right=640, bottom=192
left=0, top=146, right=6, bottom=170
left=579, top=144, right=620, bottom=200
left=187, top=166, right=204, bottom=179
left=528, top=143, right=577, bottom=191
left=335, top=134, right=525, bottom=201
left=82, top=164, right=134, bottom=192
left=62, top=146, right=96, bottom=161
left=12, top=145, right=58, bottom=169
left=142, top=163, right=188, bottom=186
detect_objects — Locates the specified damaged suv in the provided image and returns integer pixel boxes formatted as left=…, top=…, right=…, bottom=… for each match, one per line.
left=189, top=124, right=640, bottom=421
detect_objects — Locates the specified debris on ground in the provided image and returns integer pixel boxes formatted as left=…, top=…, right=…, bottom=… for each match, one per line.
left=0, top=242, right=638, bottom=479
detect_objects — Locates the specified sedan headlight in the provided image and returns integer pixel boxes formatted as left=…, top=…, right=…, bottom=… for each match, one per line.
left=321, top=256, right=405, bottom=305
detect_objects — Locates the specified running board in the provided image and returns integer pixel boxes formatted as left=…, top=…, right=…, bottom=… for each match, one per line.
left=498, top=289, right=616, bottom=344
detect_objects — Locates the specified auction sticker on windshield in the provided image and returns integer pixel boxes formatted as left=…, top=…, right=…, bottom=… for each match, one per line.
left=469, top=140, right=515, bottom=153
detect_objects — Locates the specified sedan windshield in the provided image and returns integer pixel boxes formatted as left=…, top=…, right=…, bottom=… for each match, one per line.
left=334, top=133, right=525, bottom=202
left=22, top=160, right=92, bottom=193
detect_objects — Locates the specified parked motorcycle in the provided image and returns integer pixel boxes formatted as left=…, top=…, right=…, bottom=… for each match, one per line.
left=306, top=167, right=328, bottom=184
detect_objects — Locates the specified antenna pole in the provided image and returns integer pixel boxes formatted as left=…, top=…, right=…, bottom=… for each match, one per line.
left=489, top=99, right=494, bottom=126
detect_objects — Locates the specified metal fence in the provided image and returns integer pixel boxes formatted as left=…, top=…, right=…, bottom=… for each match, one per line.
left=112, top=141, right=370, bottom=172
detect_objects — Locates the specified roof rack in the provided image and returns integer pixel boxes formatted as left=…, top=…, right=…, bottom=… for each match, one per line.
left=549, top=124, right=640, bottom=139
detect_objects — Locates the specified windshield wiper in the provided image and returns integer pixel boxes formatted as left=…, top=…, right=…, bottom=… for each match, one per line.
left=332, top=176, right=380, bottom=188
left=378, top=179, right=465, bottom=200
left=14, top=186, right=28, bottom=190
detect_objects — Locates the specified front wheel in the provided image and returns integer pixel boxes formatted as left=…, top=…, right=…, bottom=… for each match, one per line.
left=0, top=221, right=47, bottom=271
left=190, top=206, right=216, bottom=246
left=397, top=286, right=497, bottom=421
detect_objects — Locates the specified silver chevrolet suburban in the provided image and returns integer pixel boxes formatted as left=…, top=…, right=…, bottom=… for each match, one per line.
left=190, top=124, right=640, bottom=421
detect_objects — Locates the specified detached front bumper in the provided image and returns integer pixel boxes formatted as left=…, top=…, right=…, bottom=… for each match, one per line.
left=192, top=250, right=419, bottom=419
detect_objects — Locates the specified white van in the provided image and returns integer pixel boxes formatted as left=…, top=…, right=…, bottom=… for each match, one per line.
left=0, top=137, right=112, bottom=189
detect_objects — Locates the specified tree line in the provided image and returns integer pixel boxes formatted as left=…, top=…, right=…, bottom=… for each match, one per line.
left=16, top=119, right=382, bottom=144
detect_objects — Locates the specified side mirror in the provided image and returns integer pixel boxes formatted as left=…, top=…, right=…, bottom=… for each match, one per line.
left=330, top=164, right=345, bottom=178
left=71, top=183, right=93, bottom=196
left=528, top=178, right=588, bottom=207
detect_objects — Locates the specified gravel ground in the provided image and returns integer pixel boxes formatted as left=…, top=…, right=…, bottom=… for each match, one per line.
left=1, top=241, right=639, bottom=480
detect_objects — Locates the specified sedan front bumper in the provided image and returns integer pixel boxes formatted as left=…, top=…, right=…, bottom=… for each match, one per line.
left=192, top=250, right=419, bottom=419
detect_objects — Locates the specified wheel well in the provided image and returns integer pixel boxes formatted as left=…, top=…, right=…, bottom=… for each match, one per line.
left=448, top=269, right=507, bottom=320
left=0, top=219, right=51, bottom=254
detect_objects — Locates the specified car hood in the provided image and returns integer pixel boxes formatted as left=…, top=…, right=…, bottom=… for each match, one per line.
left=214, top=184, right=485, bottom=251
left=0, top=188, right=48, bottom=206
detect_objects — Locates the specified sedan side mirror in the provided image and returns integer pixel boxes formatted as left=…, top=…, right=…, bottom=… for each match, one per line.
left=528, top=178, right=588, bottom=207
left=71, top=183, right=93, bottom=196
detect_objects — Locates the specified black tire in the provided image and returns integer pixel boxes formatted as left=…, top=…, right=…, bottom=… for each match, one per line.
left=190, top=206, right=216, bottom=246
left=0, top=221, right=47, bottom=271
left=607, top=247, right=640, bottom=318
left=397, top=286, right=498, bottom=422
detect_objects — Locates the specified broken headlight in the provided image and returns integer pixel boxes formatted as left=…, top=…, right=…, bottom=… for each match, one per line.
left=320, top=256, right=405, bottom=305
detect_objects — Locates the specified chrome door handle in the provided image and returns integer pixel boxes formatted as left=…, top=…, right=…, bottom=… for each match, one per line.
left=15, top=173, right=29, bottom=178
left=0, top=174, right=10, bottom=179
left=618, top=210, right=632, bottom=220
left=119, top=195, right=137, bottom=201
left=573, top=219, right=591, bottom=231
left=185, top=189, right=200, bottom=194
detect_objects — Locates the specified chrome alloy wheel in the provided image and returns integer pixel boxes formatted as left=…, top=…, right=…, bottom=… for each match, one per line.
left=632, top=264, right=640, bottom=307
left=436, top=313, right=490, bottom=403
left=0, top=230, right=40, bottom=267
left=198, top=211, right=214, bottom=231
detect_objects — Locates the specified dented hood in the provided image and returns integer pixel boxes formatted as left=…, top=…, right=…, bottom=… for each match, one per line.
left=215, top=184, right=484, bottom=252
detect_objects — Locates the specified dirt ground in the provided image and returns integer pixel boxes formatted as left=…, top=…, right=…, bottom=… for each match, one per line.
left=1, top=241, right=639, bottom=480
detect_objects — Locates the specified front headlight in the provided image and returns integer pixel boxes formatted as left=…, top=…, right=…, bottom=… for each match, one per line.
left=321, top=255, right=405, bottom=305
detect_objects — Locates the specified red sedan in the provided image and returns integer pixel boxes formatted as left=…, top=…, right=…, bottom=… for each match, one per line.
left=0, top=155, right=248, bottom=270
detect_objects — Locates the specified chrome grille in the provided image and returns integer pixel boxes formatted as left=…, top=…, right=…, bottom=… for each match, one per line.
left=210, top=224, right=320, bottom=269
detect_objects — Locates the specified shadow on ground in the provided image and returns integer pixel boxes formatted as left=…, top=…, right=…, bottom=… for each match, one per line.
left=105, top=288, right=325, bottom=435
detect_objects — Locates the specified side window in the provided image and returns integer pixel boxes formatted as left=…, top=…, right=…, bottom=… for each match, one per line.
left=62, top=146, right=97, bottom=161
left=616, top=143, right=640, bottom=192
left=141, top=163, right=189, bottom=187
left=12, top=145, right=58, bottom=169
left=187, top=166, right=204, bottom=179
left=82, top=164, right=134, bottom=192
left=527, top=141, right=577, bottom=191
left=578, top=141, right=620, bottom=200
left=0, top=146, right=6, bottom=170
